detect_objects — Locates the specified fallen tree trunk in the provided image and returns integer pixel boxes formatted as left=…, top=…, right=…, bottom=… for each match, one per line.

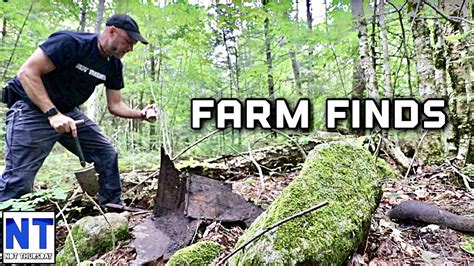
left=388, top=200, right=474, bottom=233
left=230, top=142, right=393, bottom=264
left=177, top=139, right=322, bottom=179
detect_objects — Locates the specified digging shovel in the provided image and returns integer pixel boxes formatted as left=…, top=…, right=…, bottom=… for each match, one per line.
left=72, top=120, right=99, bottom=196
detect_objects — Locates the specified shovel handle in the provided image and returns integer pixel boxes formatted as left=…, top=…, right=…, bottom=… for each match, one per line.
left=73, top=136, right=86, bottom=167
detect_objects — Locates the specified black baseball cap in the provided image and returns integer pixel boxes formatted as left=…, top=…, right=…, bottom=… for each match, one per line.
left=106, top=14, right=148, bottom=45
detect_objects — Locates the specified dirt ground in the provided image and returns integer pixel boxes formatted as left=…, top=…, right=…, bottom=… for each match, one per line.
left=56, top=158, right=474, bottom=265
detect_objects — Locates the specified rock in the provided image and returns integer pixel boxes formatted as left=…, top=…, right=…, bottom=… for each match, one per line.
left=230, top=142, right=392, bottom=265
left=167, top=241, right=223, bottom=266
left=57, top=213, right=129, bottom=265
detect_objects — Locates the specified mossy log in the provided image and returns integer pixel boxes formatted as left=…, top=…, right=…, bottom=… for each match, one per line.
left=230, top=142, right=392, bottom=265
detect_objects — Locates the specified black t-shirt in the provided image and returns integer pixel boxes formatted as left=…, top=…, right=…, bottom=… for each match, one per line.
left=9, top=31, right=124, bottom=112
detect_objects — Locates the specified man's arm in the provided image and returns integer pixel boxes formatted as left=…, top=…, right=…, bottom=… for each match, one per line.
left=17, top=48, right=78, bottom=136
left=17, top=48, right=56, bottom=112
left=106, top=89, right=156, bottom=120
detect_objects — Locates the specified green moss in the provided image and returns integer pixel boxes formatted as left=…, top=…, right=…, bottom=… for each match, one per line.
left=56, top=214, right=129, bottom=265
left=167, top=241, right=223, bottom=266
left=376, top=158, right=397, bottom=179
left=231, top=143, right=384, bottom=265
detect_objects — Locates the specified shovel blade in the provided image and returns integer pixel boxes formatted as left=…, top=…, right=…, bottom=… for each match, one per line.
left=74, top=165, right=99, bottom=196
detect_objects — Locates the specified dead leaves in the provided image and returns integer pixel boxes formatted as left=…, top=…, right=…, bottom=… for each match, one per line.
left=367, top=163, right=473, bottom=264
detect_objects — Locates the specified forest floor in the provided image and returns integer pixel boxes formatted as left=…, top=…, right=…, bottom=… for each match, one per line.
left=55, top=155, right=474, bottom=265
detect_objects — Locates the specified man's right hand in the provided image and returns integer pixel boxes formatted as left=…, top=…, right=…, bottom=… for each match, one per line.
left=48, top=113, right=77, bottom=137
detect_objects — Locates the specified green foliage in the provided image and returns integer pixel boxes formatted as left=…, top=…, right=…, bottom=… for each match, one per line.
left=1, top=1, right=362, bottom=163
left=0, top=0, right=448, bottom=186
left=0, top=187, right=70, bottom=213
left=461, top=235, right=474, bottom=255
left=34, top=147, right=79, bottom=188
left=118, top=151, right=160, bottom=172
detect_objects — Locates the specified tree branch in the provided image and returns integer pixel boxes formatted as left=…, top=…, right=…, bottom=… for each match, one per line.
left=424, top=0, right=474, bottom=25
left=218, top=201, right=329, bottom=264
left=2, top=4, right=32, bottom=81
left=404, top=130, right=428, bottom=178
left=446, top=159, right=473, bottom=191
left=172, top=128, right=227, bottom=161
left=52, top=200, right=81, bottom=264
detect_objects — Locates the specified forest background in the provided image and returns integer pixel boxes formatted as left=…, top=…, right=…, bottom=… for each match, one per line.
left=0, top=0, right=472, bottom=194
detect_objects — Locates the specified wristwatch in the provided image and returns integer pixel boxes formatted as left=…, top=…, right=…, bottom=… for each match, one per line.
left=45, top=107, right=59, bottom=117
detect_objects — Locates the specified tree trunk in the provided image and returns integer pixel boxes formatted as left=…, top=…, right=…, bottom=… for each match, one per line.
left=150, top=44, right=156, bottom=82
left=289, top=51, right=303, bottom=95
left=295, top=0, right=299, bottom=19
left=287, top=2, right=303, bottom=96
left=350, top=62, right=365, bottom=135
left=1, top=12, right=5, bottom=78
left=433, top=13, right=447, bottom=97
left=352, top=63, right=365, bottom=98
left=305, top=0, right=314, bottom=92
left=432, top=0, right=456, bottom=157
left=389, top=1, right=413, bottom=96
left=221, top=29, right=236, bottom=145
left=408, top=0, right=445, bottom=165
left=94, top=0, right=105, bottom=34
left=351, top=0, right=379, bottom=99
left=443, top=0, right=472, bottom=163
left=377, top=0, right=392, bottom=98
left=222, top=29, right=235, bottom=97
left=235, top=43, right=241, bottom=99
left=305, top=0, right=312, bottom=30
left=325, top=0, right=347, bottom=96
left=79, top=0, right=87, bottom=32
left=86, top=0, right=105, bottom=122
left=462, top=0, right=473, bottom=163
left=263, top=0, right=274, bottom=98
left=2, top=16, right=6, bottom=45
left=149, top=43, right=158, bottom=150
left=409, top=0, right=436, bottom=100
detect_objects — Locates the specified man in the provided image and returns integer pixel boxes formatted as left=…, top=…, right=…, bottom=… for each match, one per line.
left=0, top=14, right=154, bottom=206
